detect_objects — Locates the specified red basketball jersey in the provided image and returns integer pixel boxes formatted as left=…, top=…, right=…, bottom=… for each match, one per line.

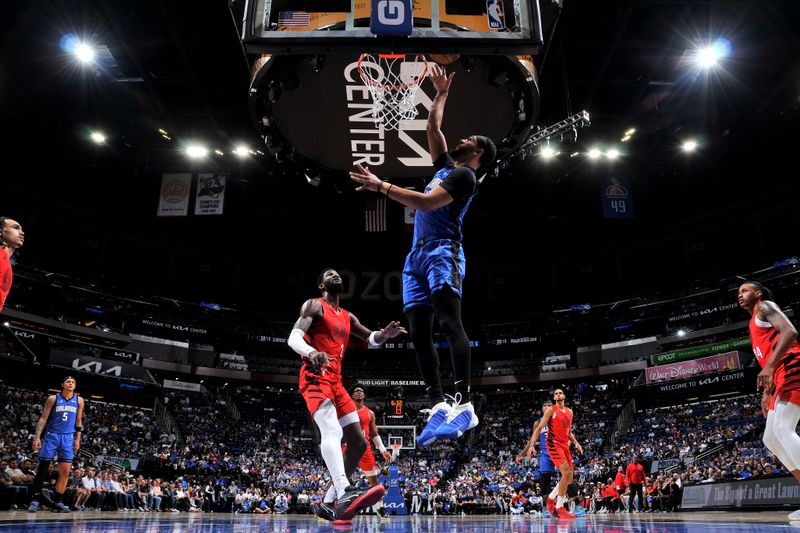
left=0, top=251, right=12, bottom=312
left=303, top=298, right=351, bottom=379
left=546, top=405, right=573, bottom=447
left=749, top=312, right=800, bottom=393
left=357, top=405, right=371, bottom=440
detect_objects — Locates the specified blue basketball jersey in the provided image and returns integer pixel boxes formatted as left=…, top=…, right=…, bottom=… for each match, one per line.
left=46, top=393, right=79, bottom=434
left=412, top=165, right=476, bottom=245
left=538, top=422, right=556, bottom=472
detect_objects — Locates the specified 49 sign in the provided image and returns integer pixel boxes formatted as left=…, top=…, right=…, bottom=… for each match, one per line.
left=601, top=177, right=635, bottom=219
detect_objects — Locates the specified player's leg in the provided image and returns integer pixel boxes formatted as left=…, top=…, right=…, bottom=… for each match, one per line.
left=407, top=303, right=453, bottom=446
left=553, top=454, right=576, bottom=519
left=28, top=433, right=60, bottom=512
left=51, top=457, right=73, bottom=512
left=769, top=396, right=800, bottom=521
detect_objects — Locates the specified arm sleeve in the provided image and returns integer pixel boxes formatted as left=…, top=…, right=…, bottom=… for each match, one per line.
left=439, top=167, right=476, bottom=202
left=288, top=329, right=314, bottom=357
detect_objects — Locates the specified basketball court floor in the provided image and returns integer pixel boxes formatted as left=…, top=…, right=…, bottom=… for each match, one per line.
left=2, top=512, right=800, bottom=532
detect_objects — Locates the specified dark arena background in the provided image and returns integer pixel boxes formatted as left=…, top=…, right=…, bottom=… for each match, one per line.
left=2, top=0, right=800, bottom=532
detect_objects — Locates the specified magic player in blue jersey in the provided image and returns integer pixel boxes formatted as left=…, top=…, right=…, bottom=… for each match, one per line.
left=350, top=64, right=496, bottom=446
left=28, top=376, right=84, bottom=513
left=517, top=401, right=558, bottom=515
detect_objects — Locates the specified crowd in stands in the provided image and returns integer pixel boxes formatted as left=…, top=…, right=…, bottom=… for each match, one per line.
left=0, top=381, right=795, bottom=514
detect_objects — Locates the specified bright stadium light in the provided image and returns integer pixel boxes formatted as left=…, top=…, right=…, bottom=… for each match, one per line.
left=540, top=146, right=556, bottom=159
left=233, top=145, right=251, bottom=158
left=677, top=329, right=687, bottom=337
left=606, top=148, right=620, bottom=160
left=588, top=148, right=602, bottom=160
left=186, top=145, right=208, bottom=158
left=682, top=140, right=698, bottom=153
left=75, top=42, right=96, bottom=64
left=694, top=38, right=731, bottom=69
left=90, top=131, right=106, bottom=144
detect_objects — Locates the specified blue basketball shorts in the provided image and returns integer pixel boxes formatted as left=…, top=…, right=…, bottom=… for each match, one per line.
left=402, top=239, right=466, bottom=312
left=539, top=454, right=556, bottom=474
left=39, top=432, right=75, bottom=462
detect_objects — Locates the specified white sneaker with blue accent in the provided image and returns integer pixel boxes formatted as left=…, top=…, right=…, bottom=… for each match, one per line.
left=433, top=394, right=478, bottom=440
left=416, top=400, right=454, bottom=447
left=788, top=509, right=800, bottom=521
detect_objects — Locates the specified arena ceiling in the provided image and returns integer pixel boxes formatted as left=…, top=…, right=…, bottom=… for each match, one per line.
left=1, top=0, right=799, bottom=314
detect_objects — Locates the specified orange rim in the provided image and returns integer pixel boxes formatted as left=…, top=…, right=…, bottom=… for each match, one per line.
left=357, top=53, right=429, bottom=91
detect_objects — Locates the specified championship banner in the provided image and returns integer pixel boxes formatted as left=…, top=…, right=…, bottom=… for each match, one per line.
left=96, top=455, right=140, bottom=471
left=651, top=336, right=751, bottom=365
left=645, top=352, right=740, bottom=384
left=157, top=173, right=191, bottom=217
left=601, top=176, right=634, bottom=219
left=682, top=476, right=799, bottom=509
left=194, top=173, right=226, bottom=215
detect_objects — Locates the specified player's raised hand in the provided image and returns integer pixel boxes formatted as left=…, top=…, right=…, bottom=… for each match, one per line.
left=429, top=64, right=455, bottom=94
left=303, top=351, right=330, bottom=375
left=382, top=449, right=393, bottom=463
left=526, top=447, right=535, bottom=460
left=381, top=321, right=407, bottom=339
left=349, top=163, right=383, bottom=192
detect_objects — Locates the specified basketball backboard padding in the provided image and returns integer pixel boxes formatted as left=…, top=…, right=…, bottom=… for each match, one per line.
left=240, top=0, right=545, bottom=55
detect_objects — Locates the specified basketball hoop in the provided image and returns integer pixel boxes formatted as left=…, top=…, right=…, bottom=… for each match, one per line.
left=358, top=53, right=429, bottom=131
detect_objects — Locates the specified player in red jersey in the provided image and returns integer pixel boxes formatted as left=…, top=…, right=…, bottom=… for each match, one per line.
left=289, top=268, right=406, bottom=523
left=528, top=389, right=583, bottom=519
left=0, top=216, right=24, bottom=312
left=341, top=384, right=394, bottom=519
left=739, top=281, right=800, bottom=521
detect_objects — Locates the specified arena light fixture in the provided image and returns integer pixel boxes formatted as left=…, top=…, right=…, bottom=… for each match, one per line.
left=677, top=329, right=687, bottom=337
left=75, top=42, right=96, bottom=64
left=606, top=148, right=620, bottom=160
left=625, top=128, right=636, bottom=136
left=90, top=131, right=106, bottom=144
left=681, top=139, right=698, bottom=153
left=540, top=145, right=556, bottom=159
left=233, top=145, right=251, bottom=158
left=694, top=38, right=731, bottom=69
left=587, top=148, right=602, bottom=160
left=186, top=145, right=208, bottom=158
left=214, top=149, right=224, bottom=156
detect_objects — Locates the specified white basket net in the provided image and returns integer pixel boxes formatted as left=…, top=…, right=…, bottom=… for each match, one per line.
left=358, top=53, right=429, bottom=131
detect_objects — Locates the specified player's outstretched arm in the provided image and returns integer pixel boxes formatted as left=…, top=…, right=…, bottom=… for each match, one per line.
left=516, top=419, right=540, bottom=462
left=287, top=299, right=329, bottom=374
left=349, top=163, right=454, bottom=212
left=349, top=312, right=407, bottom=346
left=426, top=64, right=454, bottom=162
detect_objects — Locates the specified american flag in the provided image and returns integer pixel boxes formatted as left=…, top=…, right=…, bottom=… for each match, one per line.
left=277, top=11, right=310, bottom=26
left=365, top=197, right=387, bottom=232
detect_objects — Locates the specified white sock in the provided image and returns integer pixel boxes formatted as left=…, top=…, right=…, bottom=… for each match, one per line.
left=313, top=401, right=350, bottom=499
left=556, top=495, right=566, bottom=509
left=324, top=484, right=337, bottom=504
left=549, top=487, right=559, bottom=500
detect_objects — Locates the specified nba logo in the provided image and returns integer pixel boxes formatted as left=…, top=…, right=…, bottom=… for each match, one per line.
left=486, top=0, right=505, bottom=29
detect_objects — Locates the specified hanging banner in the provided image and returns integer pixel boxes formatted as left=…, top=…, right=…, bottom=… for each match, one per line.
left=601, top=176, right=634, bottom=219
left=645, top=352, right=740, bottom=384
left=157, top=173, right=191, bottom=217
left=194, top=173, right=226, bottom=215
left=651, top=337, right=750, bottom=365
left=163, top=379, right=203, bottom=392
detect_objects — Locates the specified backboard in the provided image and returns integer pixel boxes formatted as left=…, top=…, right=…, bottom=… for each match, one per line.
left=240, top=0, right=545, bottom=55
